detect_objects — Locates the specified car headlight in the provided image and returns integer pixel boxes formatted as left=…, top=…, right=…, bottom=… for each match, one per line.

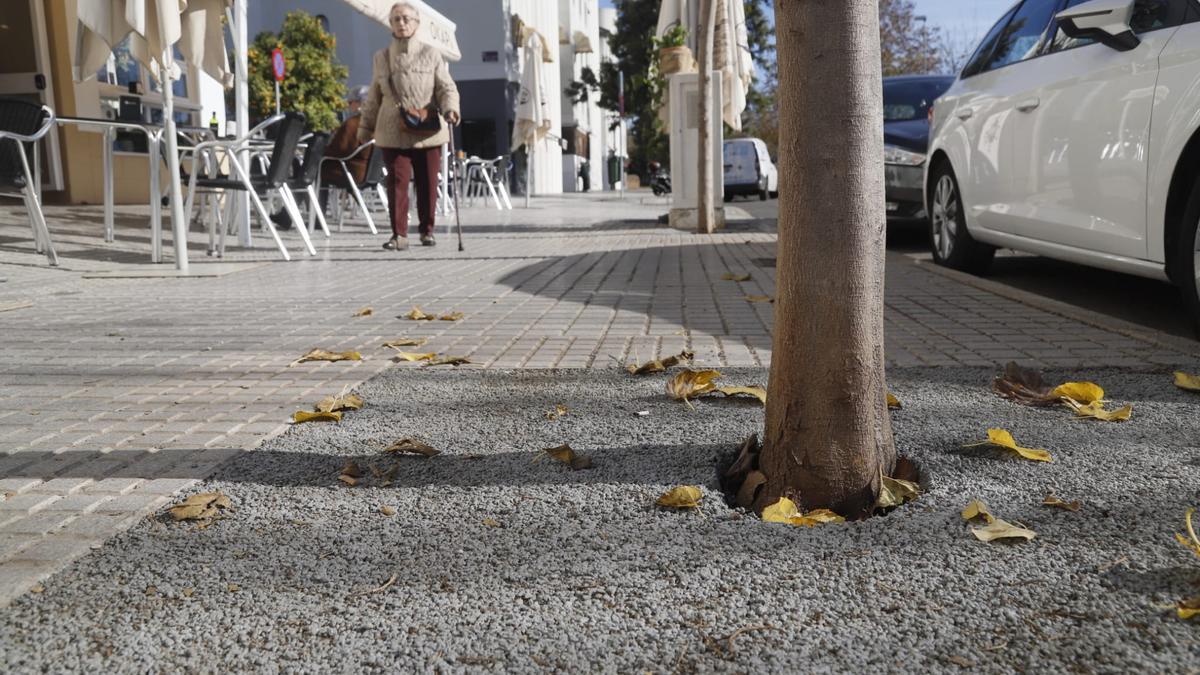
left=884, top=144, right=926, bottom=167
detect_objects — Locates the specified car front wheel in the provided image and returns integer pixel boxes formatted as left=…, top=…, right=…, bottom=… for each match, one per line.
left=1173, top=174, right=1200, bottom=337
left=928, top=162, right=995, bottom=274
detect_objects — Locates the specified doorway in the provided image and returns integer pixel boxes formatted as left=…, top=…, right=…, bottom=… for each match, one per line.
left=0, top=0, right=63, bottom=190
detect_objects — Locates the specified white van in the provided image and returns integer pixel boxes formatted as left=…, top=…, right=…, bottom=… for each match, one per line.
left=723, top=138, right=778, bottom=201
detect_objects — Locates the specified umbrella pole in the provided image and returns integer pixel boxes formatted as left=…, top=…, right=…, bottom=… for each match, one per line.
left=161, top=49, right=189, bottom=272
left=525, top=147, right=531, bottom=209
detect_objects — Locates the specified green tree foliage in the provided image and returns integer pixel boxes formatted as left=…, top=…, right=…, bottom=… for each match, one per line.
left=248, top=12, right=348, bottom=131
left=879, top=0, right=945, bottom=76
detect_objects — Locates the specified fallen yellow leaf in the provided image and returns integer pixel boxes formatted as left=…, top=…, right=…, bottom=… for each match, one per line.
left=964, top=428, right=1052, bottom=463
left=626, top=350, right=694, bottom=375
left=717, top=385, right=767, bottom=405
left=438, top=312, right=465, bottom=321
left=30, top=584, right=44, bottom=594
left=393, top=351, right=436, bottom=362
left=721, top=272, right=751, bottom=282
left=227, top=583, right=240, bottom=592
left=971, top=518, right=1037, bottom=542
left=169, top=492, right=232, bottom=523
left=383, top=337, right=428, bottom=349
left=379, top=505, right=396, bottom=516
left=293, top=410, right=342, bottom=424
left=404, top=306, right=435, bottom=321
left=745, top=295, right=774, bottom=303
left=886, top=392, right=902, bottom=410
left=1064, top=399, right=1132, bottom=422
left=876, top=475, right=920, bottom=509
left=667, top=369, right=722, bottom=404
left=425, top=355, right=471, bottom=367
left=1176, top=508, right=1200, bottom=559
left=1051, top=381, right=1105, bottom=405
left=482, top=517, right=503, bottom=528
left=1173, top=371, right=1200, bottom=392
left=538, top=444, right=592, bottom=470
left=961, top=500, right=995, bottom=524
left=384, top=438, right=440, bottom=457
left=353, top=307, right=373, bottom=317
left=290, top=349, right=363, bottom=366
left=1042, top=495, right=1081, bottom=512
left=762, top=497, right=844, bottom=526
left=657, top=486, right=703, bottom=509
left=1178, top=597, right=1200, bottom=620
left=546, top=404, right=568, bottom=420
left=315, top=393, right=364, bottom=413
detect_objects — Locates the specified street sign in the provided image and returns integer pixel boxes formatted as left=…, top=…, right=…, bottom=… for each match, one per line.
left=271, top=48, right=286, bottom=82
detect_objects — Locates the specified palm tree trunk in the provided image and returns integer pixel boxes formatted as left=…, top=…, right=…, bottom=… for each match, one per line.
left=753, top=0, right=896, bottom=518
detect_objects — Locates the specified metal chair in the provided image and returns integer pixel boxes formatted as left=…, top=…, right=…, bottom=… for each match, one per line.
left=319, top=140, right=384, bottom=234
left=184, top=113, right=316, bottom=260
left=0, top=98, right=57, bottom=265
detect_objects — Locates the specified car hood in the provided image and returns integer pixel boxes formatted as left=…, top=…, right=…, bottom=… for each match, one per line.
left=884, top=119, right=930, bottom=154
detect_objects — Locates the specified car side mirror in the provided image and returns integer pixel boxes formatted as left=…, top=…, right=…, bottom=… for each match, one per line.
left=1055, top=0, right=1140, bottom=52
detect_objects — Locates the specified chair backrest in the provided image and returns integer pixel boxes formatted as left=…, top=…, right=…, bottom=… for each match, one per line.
left=263, top=112, right=306, bottom=187
left=361, top=144, right=385, bottom=187
left=0, top=98, right=48, bottom=188
left=295, top=132, right=329, bottom=186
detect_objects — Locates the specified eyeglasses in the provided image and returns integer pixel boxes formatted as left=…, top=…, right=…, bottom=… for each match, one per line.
left=393, top=15, right=419, bottom=24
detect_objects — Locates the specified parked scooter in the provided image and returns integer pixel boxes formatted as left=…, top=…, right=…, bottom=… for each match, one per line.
left=648, top=161, right=671, bottom=196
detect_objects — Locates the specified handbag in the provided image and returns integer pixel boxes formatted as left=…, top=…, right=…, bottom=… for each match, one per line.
left=384, top=55, right=441, bottom=136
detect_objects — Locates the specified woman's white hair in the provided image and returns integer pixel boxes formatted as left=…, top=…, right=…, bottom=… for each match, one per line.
left=390, top=2, right=418, bottom=16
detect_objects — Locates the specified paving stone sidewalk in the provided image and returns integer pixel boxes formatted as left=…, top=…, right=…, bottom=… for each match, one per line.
left=1, top=192, right=1198, bottom=606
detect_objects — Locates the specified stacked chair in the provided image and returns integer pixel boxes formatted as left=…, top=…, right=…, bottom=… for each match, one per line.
left=0, top=98, right=57, bottom=265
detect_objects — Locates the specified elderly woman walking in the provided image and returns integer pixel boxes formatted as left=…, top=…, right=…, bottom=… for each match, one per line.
left=359, top=2, right=461, bottom=250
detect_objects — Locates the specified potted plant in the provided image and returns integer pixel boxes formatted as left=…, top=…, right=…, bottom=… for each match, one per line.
left=655, top=25, right=693, bottom=76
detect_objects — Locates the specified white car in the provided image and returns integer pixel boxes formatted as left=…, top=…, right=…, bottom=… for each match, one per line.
left=926, top=0, right=1200, bottom=331
left=723, top=137, right=778, bottom=201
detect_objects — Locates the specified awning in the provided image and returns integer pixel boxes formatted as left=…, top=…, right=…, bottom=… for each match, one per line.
left=573, top=31, right=593, bottom=54
left=338, top=0, right=461, bottom=61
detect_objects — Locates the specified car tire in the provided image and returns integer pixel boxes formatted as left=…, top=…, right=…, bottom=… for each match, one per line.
left=1172, top=173, right=1200, bottom=337
left=928, top=161, right=995, bottom=274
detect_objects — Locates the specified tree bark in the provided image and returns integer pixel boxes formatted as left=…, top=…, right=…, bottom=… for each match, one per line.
left=696, top=0, right=718, bottom=234
left=754, top=0, right=896, bottom=518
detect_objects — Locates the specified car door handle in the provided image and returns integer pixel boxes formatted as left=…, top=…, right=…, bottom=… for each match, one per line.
left=1016, top=97, right=1041, bottom=113
left=956, top=108, right=974, bottom=121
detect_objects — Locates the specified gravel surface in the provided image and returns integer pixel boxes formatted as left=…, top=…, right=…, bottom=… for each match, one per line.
left=3, top=365, right=1199, bottom=673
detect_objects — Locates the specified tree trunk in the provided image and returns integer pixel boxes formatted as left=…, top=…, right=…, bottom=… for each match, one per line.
left=696, top=0, right=718, bottom=234
left=753, top=0, right=896, bottom=518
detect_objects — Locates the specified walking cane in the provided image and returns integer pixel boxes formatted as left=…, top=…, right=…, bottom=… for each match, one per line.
left=447, top=122, right=465, bottom=252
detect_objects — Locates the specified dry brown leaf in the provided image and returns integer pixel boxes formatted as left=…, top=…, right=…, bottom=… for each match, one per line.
left=383, top=337, right=428, bottom=349
left=338, top=474, right=359, bottom=487
left=425, top=355, right=471, bottom=367
left=886, top=392, right=902, bottom=409
left=169, top=492, right=232, bottom=523
left=736, top=471, right=767, bottom=509
left=293, top=410, right=343, bottom=424
left=626, top=350, right=694, bottom=375
left=876, top=475, right=920, bottom=509
left=393, top=351, right=437, bottom=363
left=1173, top=371, right=1200, bottom=392
left=992, top=362, right=1057, bottom=405
left=717, top=385, right=767, bottom=405
left=404, top=306, right=435, bottom=321
left=721, top=272, right=752, bottom=282
left=964, top=428, right=1052, bottom=462
left=667, top=369, right=722, bottom=404
left=1176, top=508, right=1200, bottom=559
left=340, top=461, right=362, bottom=478
left=315, top=393, right=364, bottom=413
left=181, top=588, right=194, bottom=597
left=438, top=312, right=465, bottom=321
left=290, top=349, right=363, bottom=366
left=227, top=583, right=240, bottom=592
left=745, top=295, right=774, bottom=303
left=762, top=497, right=845, bottom=526
left=384, top=438, right=440, bottom=457
left=30, top=584, right=44, bottom=594
left=657, top=486, right=703, bottom=509
left=961, top=500, right=995, bottom=524
left=379, top=505, right=396, bottom=516
left=482, top=517, right=503, bottom=528
left=1063, top=399, right=1132, bottom=422
left=538, top=444, right=592, bottom=470
left=971, top=518, right=1037, bottom=542
left=1042, top=495, right=1081, bottom=512
left=353, top=307, right=373, bottom=317
left=546, top=404, right=569, bottom=420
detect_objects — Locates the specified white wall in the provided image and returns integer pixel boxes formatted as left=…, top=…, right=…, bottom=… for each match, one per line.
left=433, top=0, right=512, bottom=82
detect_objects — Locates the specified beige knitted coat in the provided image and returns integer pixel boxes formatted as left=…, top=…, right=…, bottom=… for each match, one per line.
left=359, top=38, right=460, bottom=150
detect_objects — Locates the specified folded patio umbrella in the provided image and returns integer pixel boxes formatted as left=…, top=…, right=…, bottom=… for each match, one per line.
left=511, top=30, right=552, bottom=207
left=655, top=0, right=752, bottom=131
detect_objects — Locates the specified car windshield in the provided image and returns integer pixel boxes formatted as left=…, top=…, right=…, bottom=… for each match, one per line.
left=883, top=79, right=953, bottom=121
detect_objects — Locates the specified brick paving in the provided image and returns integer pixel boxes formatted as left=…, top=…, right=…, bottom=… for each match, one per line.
left=0, top=192, right=1198, bottom=605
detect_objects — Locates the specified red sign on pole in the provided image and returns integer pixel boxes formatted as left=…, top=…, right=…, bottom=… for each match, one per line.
left=271, top=48, right=286, bottom=82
